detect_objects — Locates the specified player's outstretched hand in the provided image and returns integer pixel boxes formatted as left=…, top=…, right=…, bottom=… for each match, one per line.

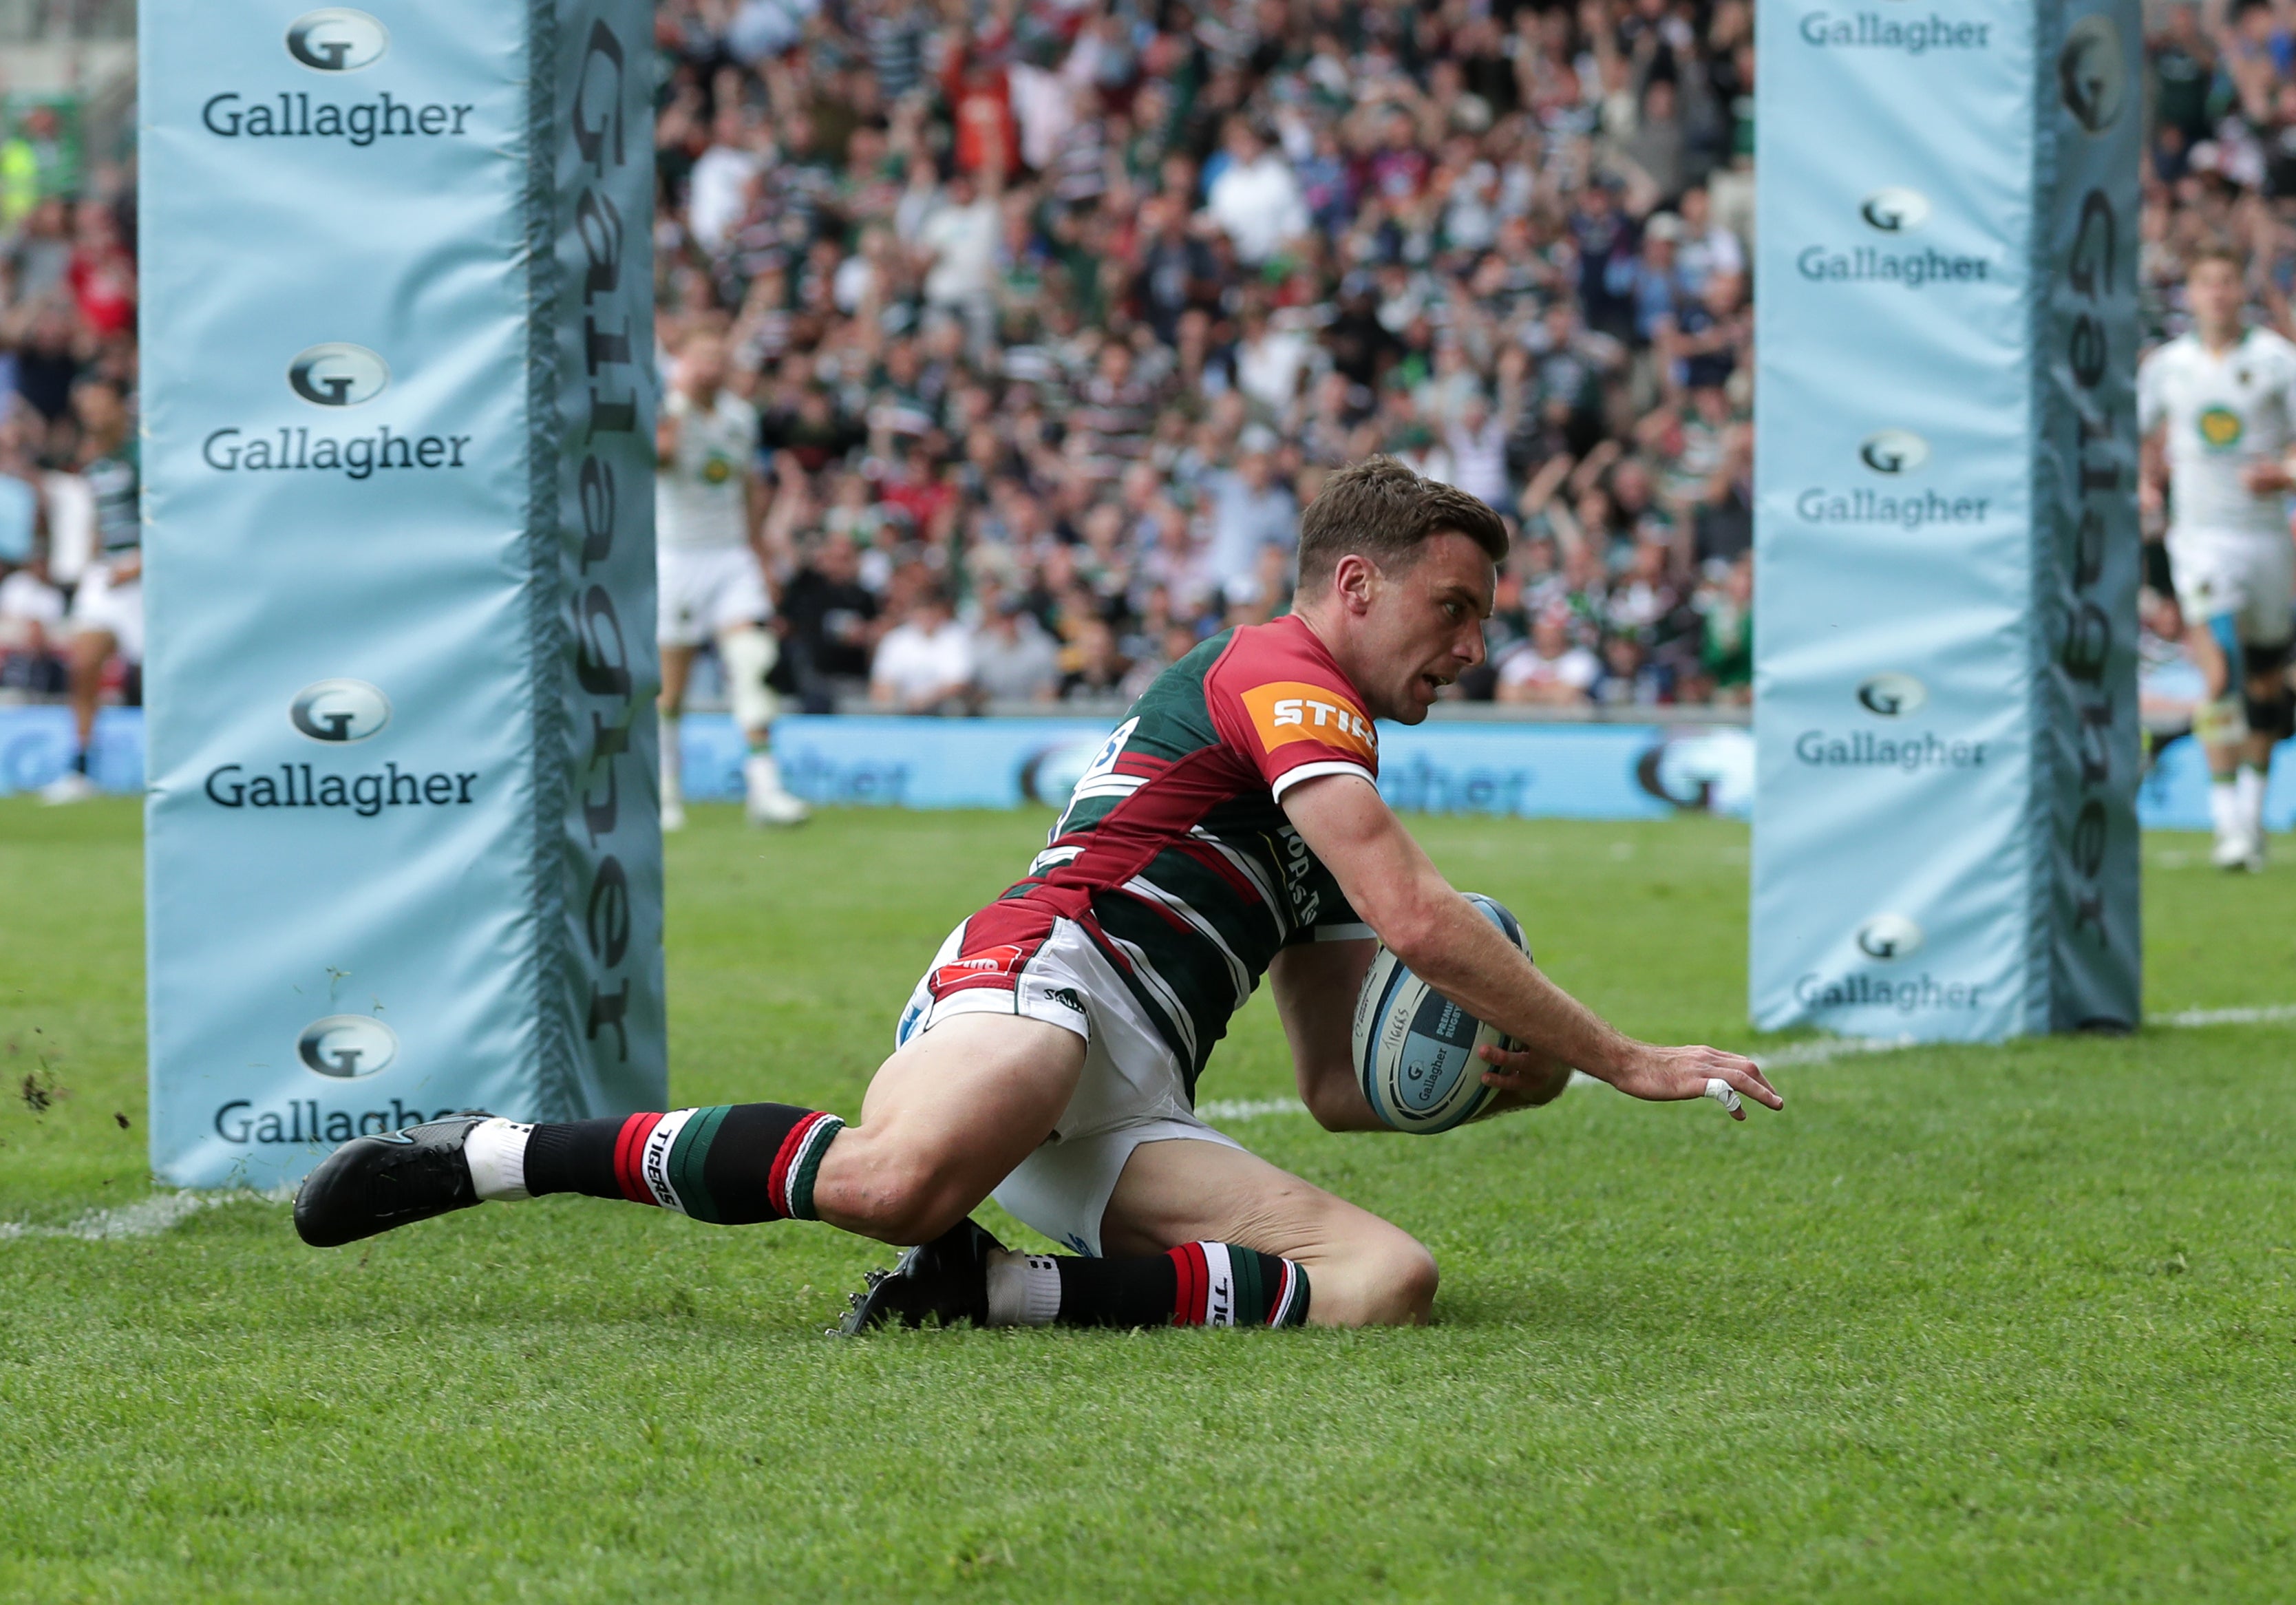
left=1604, top=1043, right=1783, bottom=1120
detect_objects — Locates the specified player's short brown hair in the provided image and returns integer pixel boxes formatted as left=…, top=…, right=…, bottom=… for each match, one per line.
left=2187, top=240, right=2242, bottom=274
left=1296, top=456, right=1509, bottom=588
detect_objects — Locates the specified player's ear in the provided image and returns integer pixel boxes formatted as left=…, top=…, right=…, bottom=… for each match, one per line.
left=1333, top=553, right=1379, bottom=615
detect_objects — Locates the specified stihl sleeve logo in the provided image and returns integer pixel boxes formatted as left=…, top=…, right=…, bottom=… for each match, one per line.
left=1240, top=681, right=1378, bottom=765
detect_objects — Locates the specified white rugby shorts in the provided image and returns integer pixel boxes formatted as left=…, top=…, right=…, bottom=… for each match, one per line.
left=895, top=911, right=1241, bottom=1257
left=2167, top=527, right=2295, bottom=650
left=68, top=566, right=142, bottom=663
left=657, top=544, right=769, bottom=648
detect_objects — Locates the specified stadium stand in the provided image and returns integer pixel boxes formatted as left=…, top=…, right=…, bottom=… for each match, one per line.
left=0, top=0, right=2289, bottom=712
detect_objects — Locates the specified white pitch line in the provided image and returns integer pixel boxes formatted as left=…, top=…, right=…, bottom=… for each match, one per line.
left=2154, top=1003, right=2296, bottom=1028
left=0, top=1187, right=288, bottom=1242
left=1195, top=1097, right=1306, bottom=1123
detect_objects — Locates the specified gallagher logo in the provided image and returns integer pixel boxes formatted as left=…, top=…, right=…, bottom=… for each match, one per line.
left=1859, top=188, right=1931, bottom=233
left=297, top=1014, right=398, bottom=1078
left=1856, top=672, right=1927, bottom=717
left=1855, top=914, right=1924, bottom=961
left=289, top=343, right=390, bottom=407
left=290, top=679, right=390, bottom=743
left=286, top=8, right=390, bottom=72
left=201, top=348, right=467, bottom=478
left=1858, top=429, right=1929, bottom=475
left=2059, top=14, right=2127, bottom=134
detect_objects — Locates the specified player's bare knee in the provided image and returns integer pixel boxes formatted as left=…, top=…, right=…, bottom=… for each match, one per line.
left=1323, top=1231, right=1438, bottom=1326
left=820, top=1140, right=981, bottom=1245
left=1376, top=1236, right=1441, bottom=1324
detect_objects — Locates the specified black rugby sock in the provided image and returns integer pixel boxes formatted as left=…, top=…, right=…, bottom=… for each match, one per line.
left=520, top=1103, right=842, bottom=1222
left=989, top=1243, right=1311, bottom=1328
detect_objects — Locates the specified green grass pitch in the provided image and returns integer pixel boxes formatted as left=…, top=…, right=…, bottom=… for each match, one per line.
left=4, top=798, right=2296, bottom=1602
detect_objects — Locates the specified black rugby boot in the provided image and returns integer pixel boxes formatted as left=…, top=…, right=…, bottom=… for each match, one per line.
left=832, top=1216, right=1004, bottom=1335
left=294, top=1113, right=490, bottom=1248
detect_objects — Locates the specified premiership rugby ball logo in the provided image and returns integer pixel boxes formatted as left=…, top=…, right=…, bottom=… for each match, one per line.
left=289, top=343, right=390, bottom=407
left=286, top=8, right=390, bottom=72
left=290, top=678, right=390, bottom=743
left=297, top=1014, right=398, bottom=1078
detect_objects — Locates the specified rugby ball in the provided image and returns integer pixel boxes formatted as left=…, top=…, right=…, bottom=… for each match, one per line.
left=1352, top=893, right=1531, bottom=1134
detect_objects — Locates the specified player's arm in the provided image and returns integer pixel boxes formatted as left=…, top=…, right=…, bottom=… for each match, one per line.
left=1267, top=939, right=1382, bottom=1131
left=745, top=458, right=772, bottom=554
left=2135, top=352, right=2167, bottom=517
left=1270, top=937, right=1569, bottom=1129
left=1279, top=772, right=1781, bottom=1116
left=2253, top=358, right=2296, bottom=495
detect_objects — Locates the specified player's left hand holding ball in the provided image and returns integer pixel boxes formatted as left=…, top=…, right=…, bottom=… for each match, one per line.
left=1473, top=1041, right=1573, bottom=1107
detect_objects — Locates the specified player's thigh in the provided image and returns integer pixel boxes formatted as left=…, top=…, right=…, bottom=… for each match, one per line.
left=67, top=625, right=116, bottom=675
left=656, top=549, right=713, bottom=650
left=2240, top=541, right=2295, bottom=671
left=101, top=582, right=142, bottom=665
left=1100, top=1136, right=1438, bottom=1326
left=705, top=550, right=772, bottom=637
left=812, top=1012, right=1085, bottom=1243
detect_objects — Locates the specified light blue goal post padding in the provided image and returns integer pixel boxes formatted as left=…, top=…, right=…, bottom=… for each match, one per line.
left=1752, top=1, right=2144, bottom=1040
left=138, top=0, right=663, bottom=1187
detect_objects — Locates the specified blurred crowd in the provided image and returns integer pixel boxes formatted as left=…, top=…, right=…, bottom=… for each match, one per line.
left=8, top=2, right=2296, bottom=712
left=660, top=0, right=1764, bottom=711
left=0, top=98, right=136, bottom=701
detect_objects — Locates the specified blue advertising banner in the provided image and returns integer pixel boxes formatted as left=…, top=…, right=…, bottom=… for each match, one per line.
left=1752, top=0, right=2143, bottom=1039
left=138, top=0, right=661, bottom=1188
left=756, top=716, right=1744, bottom=818
left=10, top=704, right=2279, bottom=829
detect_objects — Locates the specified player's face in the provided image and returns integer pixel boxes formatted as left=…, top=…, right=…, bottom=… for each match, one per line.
left=1357, top=531, right=1494, bottom=725
left=2189, top=260, right=2243, bottom=339
left=680, top=339, right=727, bottom=394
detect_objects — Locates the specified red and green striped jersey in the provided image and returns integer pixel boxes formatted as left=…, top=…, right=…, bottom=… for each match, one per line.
left=995, top=614, right=1379, bottom=1090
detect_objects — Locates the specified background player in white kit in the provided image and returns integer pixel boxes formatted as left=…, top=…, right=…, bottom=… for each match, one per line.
left=39, top=376, right=140, bottom=806
left=2138, top=246, right=2296, bottom=871
left=656, top=332, right=808, bottom=829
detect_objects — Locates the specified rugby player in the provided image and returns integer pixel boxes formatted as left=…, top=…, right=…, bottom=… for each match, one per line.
left=39, top=376, right=140, bottom=807
left=295, top=458, right=1781, bottom=1331
left=655, top=330, right=808, bottom=829
left=2138, top=246, right=2296, bottom=871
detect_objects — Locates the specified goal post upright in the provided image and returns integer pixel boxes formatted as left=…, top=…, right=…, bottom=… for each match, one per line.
left=1750, top=1, right=2143, bottom=1040
left=138, top=0, right=665, bottom=1187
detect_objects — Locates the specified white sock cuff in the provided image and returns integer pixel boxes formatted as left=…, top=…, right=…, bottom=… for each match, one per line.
left=985, top=1250, right=1062, bottom=1326
left=463, top=1117, right=533, bottom=1202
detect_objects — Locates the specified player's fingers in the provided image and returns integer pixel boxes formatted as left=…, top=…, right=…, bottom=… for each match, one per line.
left=1701, top=1077, right=1744, bottom=1120
left=1708, top=1058, right=1783, bottom=1111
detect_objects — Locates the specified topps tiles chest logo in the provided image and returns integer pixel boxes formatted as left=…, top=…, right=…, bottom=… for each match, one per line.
left=201, top=9, right=477, bottom=149
left=203, top=679, right=480, bottom=818
left=200, top=343, right=473, bottom=480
